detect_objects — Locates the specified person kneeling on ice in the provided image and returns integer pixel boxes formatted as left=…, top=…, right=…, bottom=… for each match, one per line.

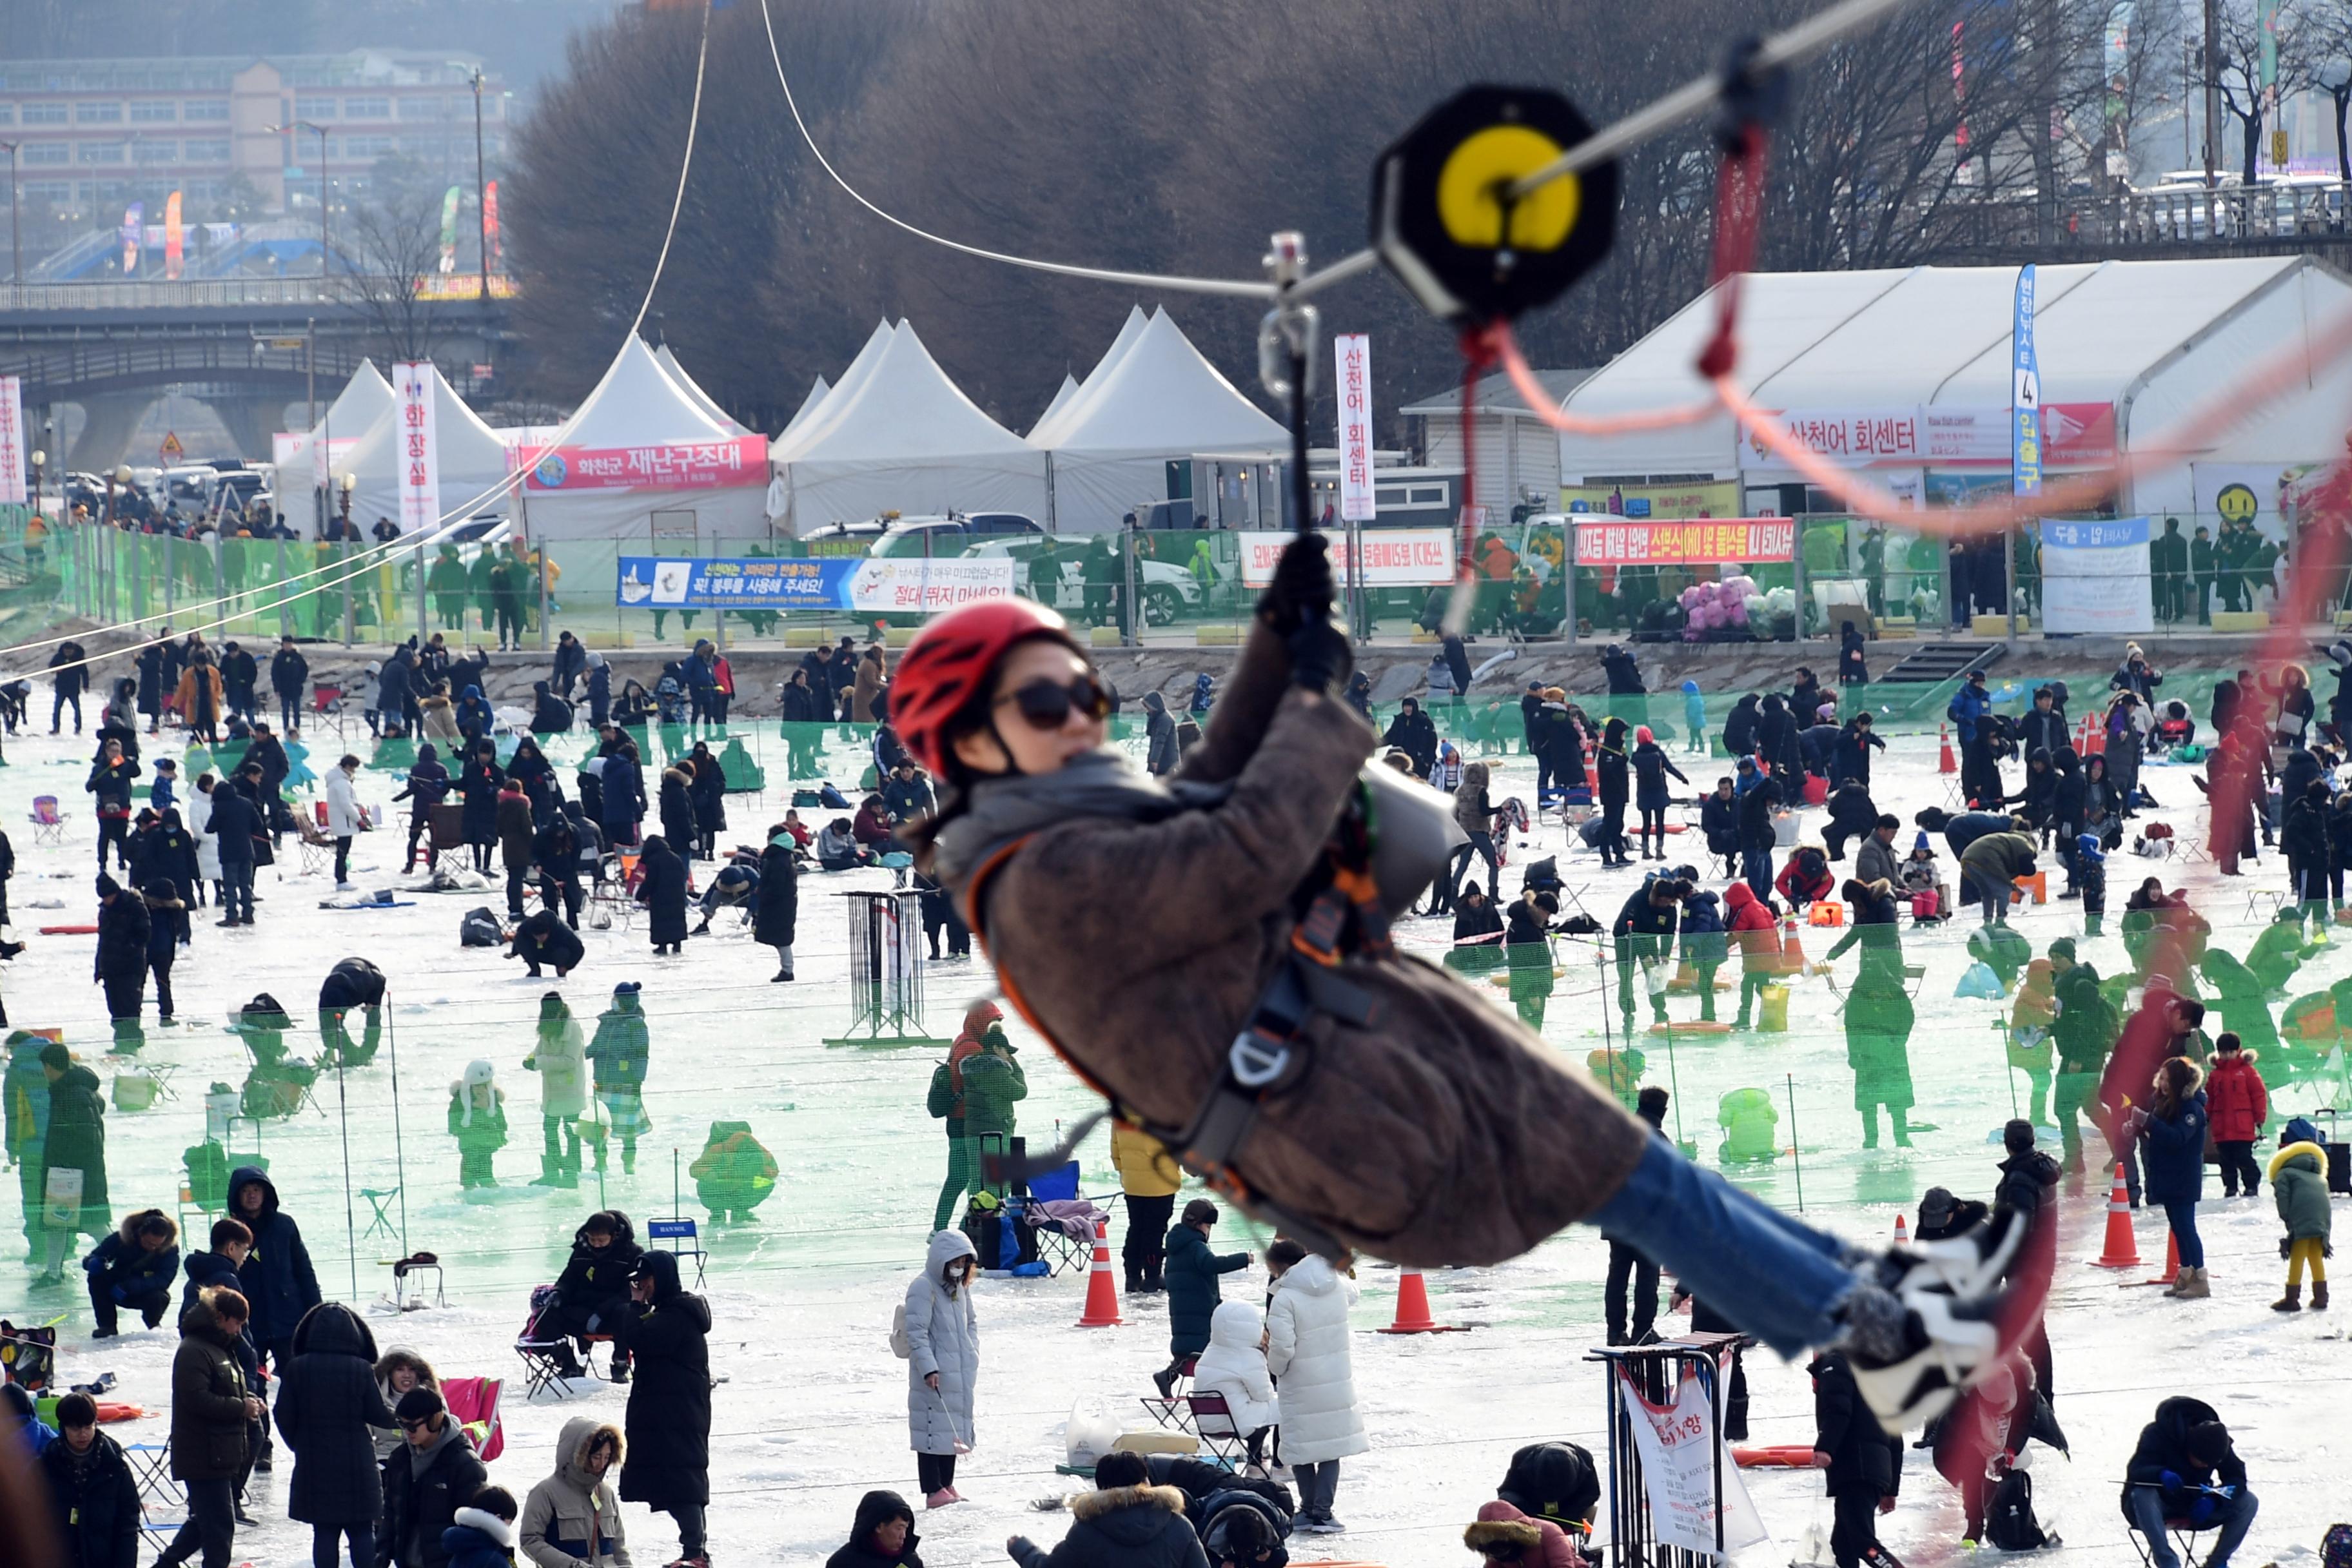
left=899, top=553, right=2027, bottom=1433
left=1004, top=1450, right=1207, bottom=1568
left=2121, top=1400, right=2257, bottom=1568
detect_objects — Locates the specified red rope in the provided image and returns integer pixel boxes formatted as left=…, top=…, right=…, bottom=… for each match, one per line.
left=1696, top=124, right=1769, bottom=379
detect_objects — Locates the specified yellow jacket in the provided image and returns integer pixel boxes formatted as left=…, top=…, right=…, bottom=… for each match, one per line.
left=1110, top=1120, right=1181, bottom=1199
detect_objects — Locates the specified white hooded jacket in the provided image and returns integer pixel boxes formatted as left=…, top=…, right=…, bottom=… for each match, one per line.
left=904, top=1229, right=979, bottom=1457
left=1266, top=1253, right=1367, bottom=1464
left=1190, top=1298, right=1279, bottom=1434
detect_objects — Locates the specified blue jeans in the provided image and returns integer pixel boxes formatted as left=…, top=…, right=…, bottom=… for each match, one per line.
left=1589, top=1135, right=1857, bottom=1358
left=1741, top=846, right=1774, bottom=902
left=2161, top=1199, right=2204, bottom=1267
left=2127, top=1484, right=2257, bottom=1568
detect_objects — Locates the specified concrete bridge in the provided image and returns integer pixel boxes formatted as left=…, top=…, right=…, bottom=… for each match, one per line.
left=0, top=276, right=509, bottom=469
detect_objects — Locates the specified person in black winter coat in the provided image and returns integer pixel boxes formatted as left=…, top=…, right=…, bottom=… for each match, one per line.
left=826, top=1490, right=923, bottom=1568
left=508, top=909, right=585, bottom=979
left=1451, top=885, right=1505, bottom=969
left=757, top=832, right=799, bottom=982
left=1594, top=717, right=1632, bottom=868
left=1810, top=1351, right=1903, bottom=1568
left=270, top=640, right=310, bottom=735
left=1611, top=876, right=1686, bottom=1034
left=2120, top=1398, right=2256, bottom=1568
left=614, top=1250, right=713, bottom=1567
left=226, top=1166, right=319, bottom=1375
left=1790, top=667, right=1827, bottom=725
left=380, top=1387, right=489, bottom=1568
left=541, top=1211, right=642, bottom=1371
left=50, top=640, right=89, bottom=733
left=86, top=741, right=141, bottom=871
left=686, top=744, right=727, bottom=859
left=2018, top=688, right=2068, bottom=763
left=634, top=835, right=690, bottom=956
left=1821, top=780, right=1878, bottom=863
left=1629, top=727, right=1687, bottom=860
left=1756, top=694, right=1800, bottom=789
left=1722, top=694, right=1761, bottom=758
left=658, top=767, right=698, bottom=863
left=41, top=1391, right=143, bottom=1568
left=1737, top=769, right=1781, bottom=901
left=144, top=879, right=190, bottom=1026
left=395, top=745, right=452, bottom=875
left=1378, top=698, right=1438, bottom=777
left=83, top=1209, right=180, bottom=1336
left=1154, top=1199, right=1249, bottom=1395
left=1832, top=714, right=1885, bottom=787
left=93, top=872, right=151, bottom=1031
left=456, top=743, right=504, bottom=876
left=601, top=746, right=645, bottom=849
left=1601, top=643, right=1644, bottom=695
left=2282, top=776, right=2333, bottom=913
left=1008, top=1451, right=1210, bottom=1568
left=275, top=1302, right=398, bottom=1568
left=531, top=816, right=585, bottom=928
left=1700, top=778, right=1740, bottom=878
left=1603, top=1087, right=1670, bottom=1344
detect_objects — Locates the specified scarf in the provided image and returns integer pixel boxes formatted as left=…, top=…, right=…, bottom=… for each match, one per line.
left=926, top=748, right=1233, bottom=890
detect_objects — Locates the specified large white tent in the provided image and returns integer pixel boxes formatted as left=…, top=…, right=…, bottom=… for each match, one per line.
left=1551, top=256, right=2352, bottom=529
left=344, top=362, right=511, bottom=531
left=654, top=342, right=750, bottom=436
left=772, top=320, right=1048, bottom=529
left=1034, top=306, right=1287, bottom=532
left=1027, top=305, right=1148, bottom=448
left=513, top=336, right=770, bottom=541
left=778, top=375, right=831, bottom=440
left=275, top=360, right=395, bottom=498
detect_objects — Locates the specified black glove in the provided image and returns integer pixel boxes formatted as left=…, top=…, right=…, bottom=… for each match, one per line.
left=1257, top=534, right=1333, bottom=636
left=1286, top=615, right=1351, bottom=696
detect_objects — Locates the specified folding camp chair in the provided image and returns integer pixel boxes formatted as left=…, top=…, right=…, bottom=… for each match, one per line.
left=648, top=1216, right=708, bottom=1290
left=28, top=795, right=67, bottom=847
left=513, top=1283, right=609, bottom=1400
left=2124, top=1497, right=2213, bottom=1568
left=124, top=1440, right=184, bottom=1554
left=1182, top=1390, right=1250, bottom=1469
left=441, top=1375, right=507, bottom=1461
left=1140, top=1357, right=1197, bottom=1430
left=1018, top=1160, right=1095, bottom=1275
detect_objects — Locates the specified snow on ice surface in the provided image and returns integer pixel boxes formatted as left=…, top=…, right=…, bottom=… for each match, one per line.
left=1, top=714, right=2346, bottom=1567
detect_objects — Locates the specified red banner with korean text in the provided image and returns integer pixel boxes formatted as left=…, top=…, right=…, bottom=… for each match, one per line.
left=514, top=434, right=769, bottom=493
left=1573, top=518, right=1795, bottom=566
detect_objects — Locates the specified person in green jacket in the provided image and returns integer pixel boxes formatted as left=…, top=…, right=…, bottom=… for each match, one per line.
left=928, top=1001, right=1019, bottom=1232
left=446, top=1059, right=508, bottom=1189
left=689, top=1121, right=778, bottom=1224
left=467, top=547, right=499, bottom=636
left=2269, top=1117, right=2333, bottom=1311
left=2245, top=910, right=2318, bottom=994
left=427, top=545, right=471, bottom=631
left=2197, top=950, right=2279, bottom=1052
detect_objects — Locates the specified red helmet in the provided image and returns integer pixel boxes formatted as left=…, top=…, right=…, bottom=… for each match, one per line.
left=891, top=596, right=1080, bottom=776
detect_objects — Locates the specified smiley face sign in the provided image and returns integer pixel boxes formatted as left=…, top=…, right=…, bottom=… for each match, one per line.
left=2215, top=482, right=2260, bottom=526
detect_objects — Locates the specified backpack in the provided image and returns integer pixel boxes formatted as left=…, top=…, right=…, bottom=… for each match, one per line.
left=1984, top=1467, right=2046, bottom=1551
left=926, top=1063, right=957, bottom=1121
left=2320, top=1523, right=2352, bottom=1568
left=889, top=1301, right=912, bottom=1359
left=460, top=906, right=504, bottom=947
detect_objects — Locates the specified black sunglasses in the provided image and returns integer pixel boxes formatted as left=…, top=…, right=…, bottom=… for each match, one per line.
left=995, top=676, right=1111, bottom=732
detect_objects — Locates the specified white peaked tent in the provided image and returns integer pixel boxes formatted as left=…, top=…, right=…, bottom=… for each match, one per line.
left=516, top=335, right=767, bottom=540
left=1029, top=374, right=1081, bottom=439
left=1035, top=307, right=1288, bottom=533
left=779, top=375, right=831, bottom=440
left=1028, top=305, right=1148, bottom=448
left=654, top=342, right=750, bottom=436
left=773, top=319, right=1049, bottom=529
left=277, top=360, right=395, bottom=493
left=345, top=362, right=511, bottom=532
left=772, top=320, right=895, bottom=462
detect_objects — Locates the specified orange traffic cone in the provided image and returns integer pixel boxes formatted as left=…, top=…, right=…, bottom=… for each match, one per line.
left=1076, top=1219, right=1123, bottom=1327
left=1777, top=916, right=1807, bottom=975
left=1377, top=1267, right=1465, bottom=1334
left=2091, top=1164, right=2142, bottom=1268
left=2141, top=1229, right=2180, bottom=1287
left=1892, top=1213, right=1909, bottom=1248
left=1938, top=725, right=1957, bottom=775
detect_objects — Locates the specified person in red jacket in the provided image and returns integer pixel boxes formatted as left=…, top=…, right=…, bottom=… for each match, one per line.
left=1725, top=881, right=1782, bottom=1030
left=2203, top=1032, right=2269, bottom=1197
left=1775, top=844, right=1834, bottom=910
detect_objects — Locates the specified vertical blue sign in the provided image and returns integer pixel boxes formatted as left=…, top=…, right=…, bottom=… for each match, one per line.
left=2012, top=264, right=2041, bottom=497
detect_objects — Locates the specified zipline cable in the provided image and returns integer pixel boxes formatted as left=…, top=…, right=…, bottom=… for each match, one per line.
left=753, top=0, right=1277, bottom=302
left=0, top=0, right=720, bottom=674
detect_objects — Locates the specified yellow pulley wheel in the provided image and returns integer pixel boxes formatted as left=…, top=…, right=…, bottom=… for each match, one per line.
left=1435, top=125, right=1580, bottom=252
left=1371, top=84, right=1618, bottom=326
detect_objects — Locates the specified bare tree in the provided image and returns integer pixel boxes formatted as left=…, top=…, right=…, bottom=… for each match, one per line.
left=339, top=190, right=450, bottom=365
left=2208, top=0, right=2321, bottom=184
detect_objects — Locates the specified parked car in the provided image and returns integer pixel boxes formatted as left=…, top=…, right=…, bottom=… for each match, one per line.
left=961, top=535, right=1203, bottom=626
